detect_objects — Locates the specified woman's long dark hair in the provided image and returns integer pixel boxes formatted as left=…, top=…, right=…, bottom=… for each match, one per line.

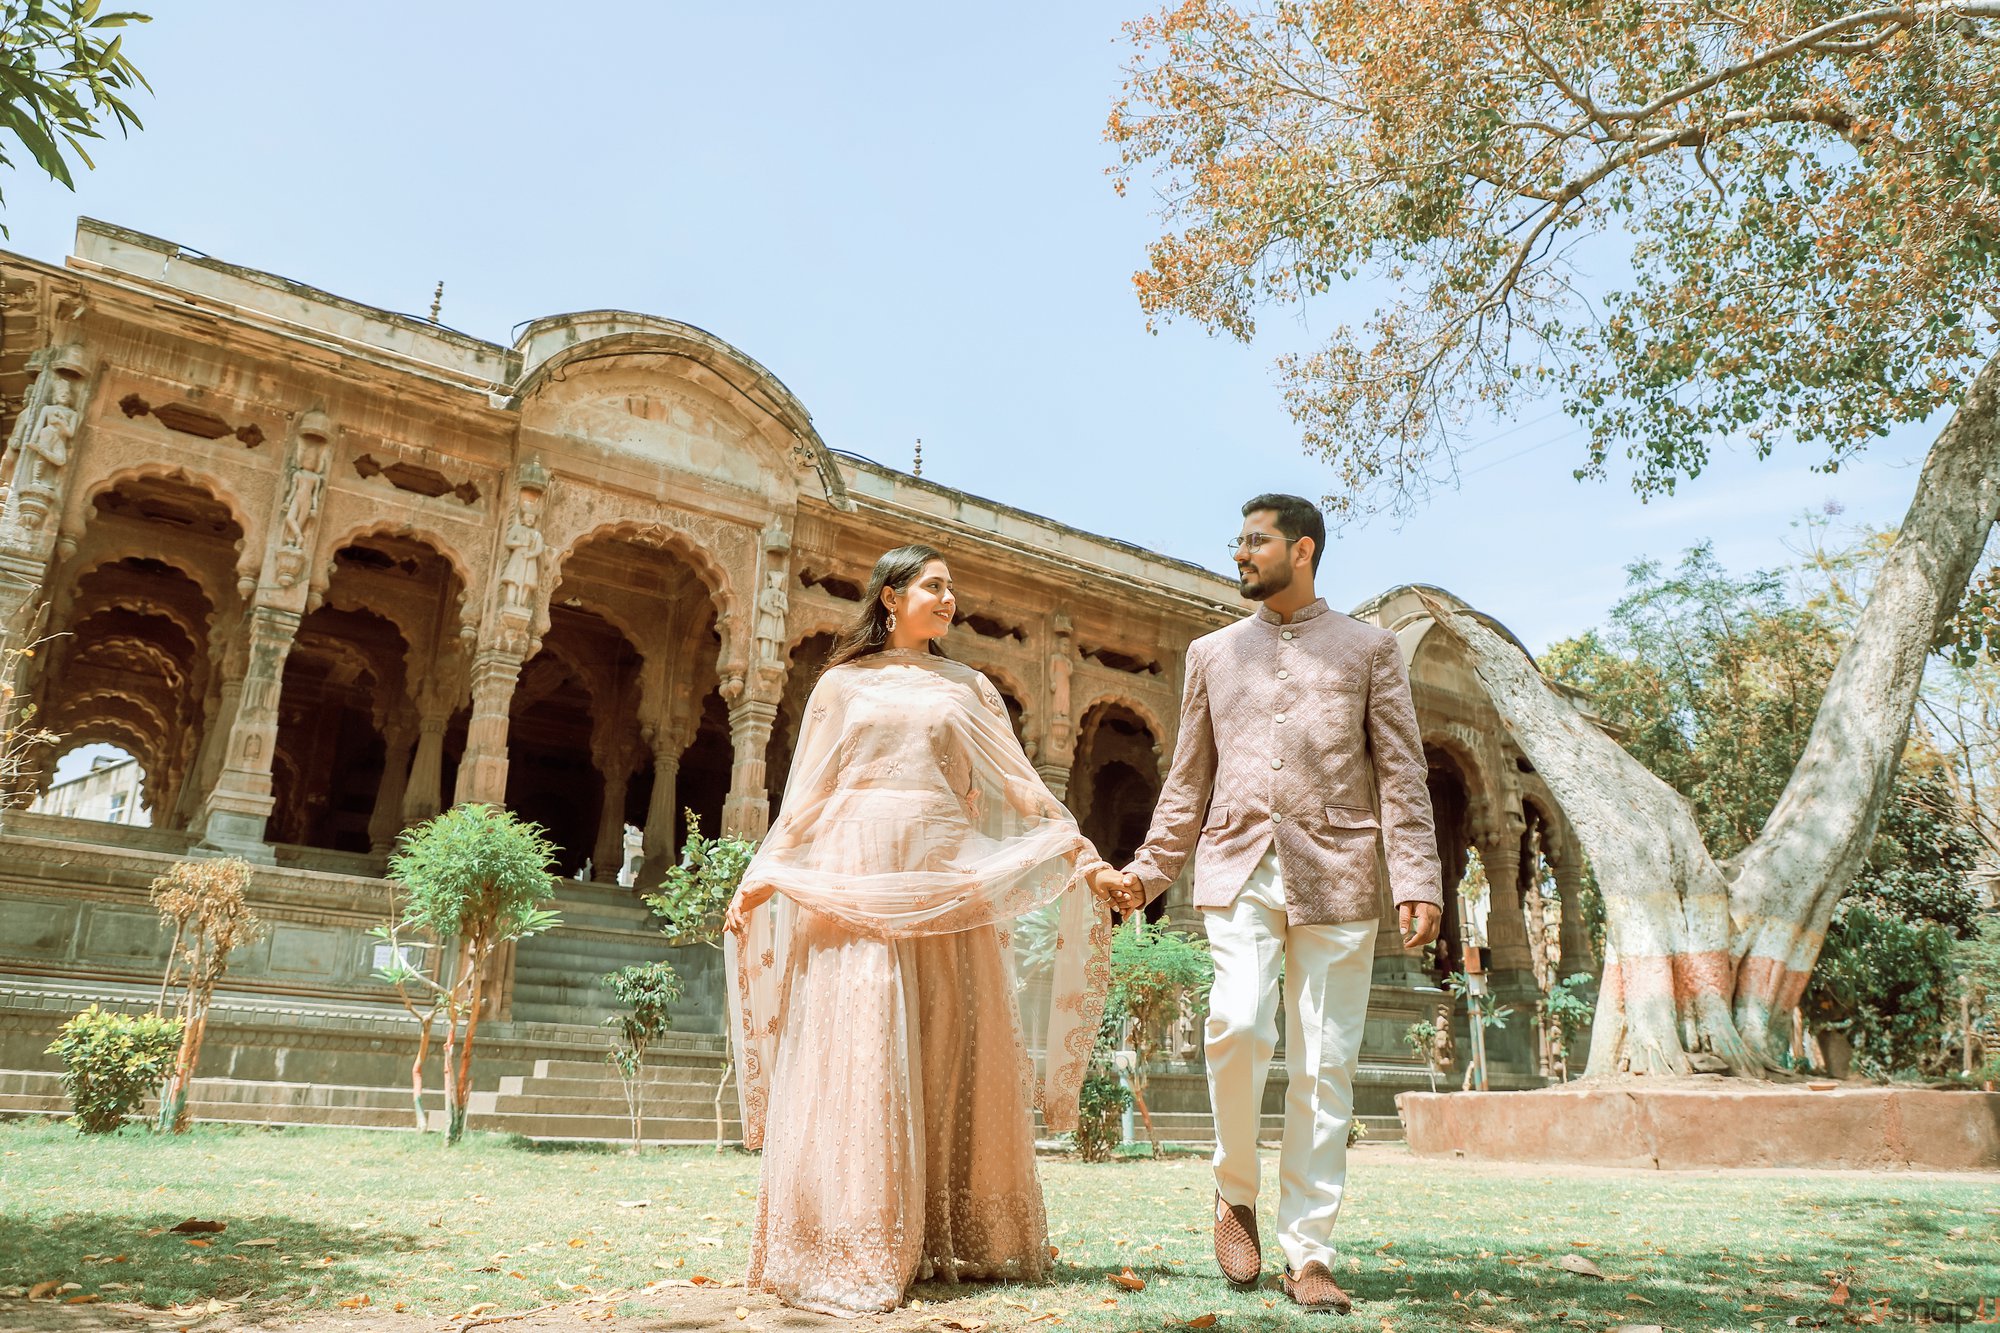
left=823, top=544, right=950, bottom=671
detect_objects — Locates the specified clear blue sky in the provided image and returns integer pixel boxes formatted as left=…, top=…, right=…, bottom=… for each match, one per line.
left=4, top=1, right=1925, bottom=660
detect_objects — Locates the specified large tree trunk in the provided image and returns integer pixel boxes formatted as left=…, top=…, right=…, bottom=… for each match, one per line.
left=1416, top=592, right=1756, bottom=1075
left=1417, top=345, right=2000, bottom=1076
left=1729, top=348, right=2000, bottom=1058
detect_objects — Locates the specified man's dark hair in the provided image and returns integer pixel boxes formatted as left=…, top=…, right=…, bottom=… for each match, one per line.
left=1241, top=493, right=1325, bottom=573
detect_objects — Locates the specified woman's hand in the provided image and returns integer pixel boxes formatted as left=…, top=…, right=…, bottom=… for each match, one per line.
left=725, top=882, right=776, bottom=936
left=1087, top=866, right=1144, bottom=914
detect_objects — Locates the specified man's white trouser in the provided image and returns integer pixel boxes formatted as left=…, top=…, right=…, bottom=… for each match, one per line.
left=1201, top=844, right=1378, bottom=1273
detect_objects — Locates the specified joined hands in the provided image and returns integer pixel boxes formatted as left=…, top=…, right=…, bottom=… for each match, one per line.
left=1087, top=866, right=1146, bottom=915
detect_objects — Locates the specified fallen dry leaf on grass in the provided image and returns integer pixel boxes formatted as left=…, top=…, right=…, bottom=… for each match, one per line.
left=235, top=1238, right=277, bottom=1248
left=170, top=1218, right=226, bottom=1234
left=1554, top=1254, right=1605, bottom=1279
left=1184, top=1315, right=1219, bottom=1328
left=184, top=1239, right=211, bottom=1248
left=1829, top=1278, right=1850, bottom=1305
left=1110, top=1268, right=1146, bottom=1292
left=63, top=1294, right=99, bottom=1305
left=337, top=1295, right=370, bottom=1309
left=26, top=1281, right=61, bottom=1300
left=616, top=1200, right=649, bottom=1208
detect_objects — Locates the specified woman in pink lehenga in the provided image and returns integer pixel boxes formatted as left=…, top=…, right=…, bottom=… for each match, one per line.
left=724, top=544, right=1120, bottom=1318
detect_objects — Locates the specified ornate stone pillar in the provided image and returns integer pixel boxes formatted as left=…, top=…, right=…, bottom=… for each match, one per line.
left=192, top=604, right=302, bottom=859
left=453, top=651, right=524, bottom=807
left=592, top=740, right=638, bottom=883
left=401, top=708, right=450, bottom=826
left=1555, top=852, right=1594, bottom=976
left=1036, top=762, right=1071, bottom=803
left=368, top=716, right=417, bottom=852
left=639, top=730, right=686, bottom=882
left=721, top=691, right=779, bottom=838
left=1478, top=827, right=1535, bottom=986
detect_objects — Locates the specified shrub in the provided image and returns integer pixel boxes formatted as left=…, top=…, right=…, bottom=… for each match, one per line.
left=643, top=813, right=757, bottom=1151
left=1073, top=1063, right=1131, bottom=1163
left=602, top=960, right=684, bottom=1148
left=46, top=1005, right=182, bottom=1134
left=1807, top=902, right=1959, bottom=1079
left=380, top=803, right=561, bottom=1144
left=150, top=855, right=258, bottom=1133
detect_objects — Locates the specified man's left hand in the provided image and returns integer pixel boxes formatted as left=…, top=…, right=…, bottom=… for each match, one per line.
left=1397, top=901, right=1442, bottom=949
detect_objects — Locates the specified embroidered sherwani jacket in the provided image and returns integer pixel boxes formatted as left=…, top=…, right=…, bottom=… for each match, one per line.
left=1128, top=599, right=1444, bottom=925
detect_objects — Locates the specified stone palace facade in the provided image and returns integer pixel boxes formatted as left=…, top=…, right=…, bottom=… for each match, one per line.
left=0, top=220, right=1592, bottom=1137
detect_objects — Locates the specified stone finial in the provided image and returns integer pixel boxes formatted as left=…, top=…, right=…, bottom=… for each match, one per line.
left=913, top=438, right=922, bottom=477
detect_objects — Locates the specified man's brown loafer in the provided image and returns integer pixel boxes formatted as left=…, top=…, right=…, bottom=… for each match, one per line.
left=1212, top=1193, right=1261, bottom=1285
left=1281, top=1261, right=1352, bottom=1312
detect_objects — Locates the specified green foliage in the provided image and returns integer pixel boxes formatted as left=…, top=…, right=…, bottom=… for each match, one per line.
left=643, top=812, right=756, bottom=950
left=1534, top=973, right=1597, bottom=1078
left=1110, top=2, right=2000, bottom=523
left=1403, top=1020, right=1437, bottom=1063
left=1104, top=919, right=1214, bottom=1032
left=45, top=1004, right=180, bottom=1133
left=1443, top=973, right=1512, bottom=1031
left=382, top=803, right=561, bottom=950
left=1955, top=919, right=2000, bottom=1084
left=1806, top=903, right=1962, bottom=1081
left=602, top=961, right=683, bottom=1074
left=1102, top=920, right=1212, bottom=1156
left=0, top=2, right=151, bottom=234
left=1549, top=546, right=1987, bottom=1077
left=1072, top=1064, right=1131, bottom=1163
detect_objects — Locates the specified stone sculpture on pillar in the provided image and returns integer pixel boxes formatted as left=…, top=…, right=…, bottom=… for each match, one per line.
left=498, top=458, right=549, bottom=624
left=1, top=344, right=88, bottom=544
left=273, top=411, right=334, bottom=589
left=754, top=570, right=790, bottom=667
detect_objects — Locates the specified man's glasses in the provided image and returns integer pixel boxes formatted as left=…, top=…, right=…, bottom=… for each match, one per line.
left=1230, top=533, right=1297, bottom=556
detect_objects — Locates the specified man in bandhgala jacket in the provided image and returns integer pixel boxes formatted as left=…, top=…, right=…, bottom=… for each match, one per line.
left=1110, top=493, right=1444, bottom=1313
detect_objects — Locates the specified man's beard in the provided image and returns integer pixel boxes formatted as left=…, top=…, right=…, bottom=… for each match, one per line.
left=1237, top=561, right=1293, bottom=601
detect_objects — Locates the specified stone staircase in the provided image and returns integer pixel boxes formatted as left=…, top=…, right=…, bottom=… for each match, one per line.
left=509, top=882, right=724, bottom=1032
left=471, top=1044, right=741, bottom=1144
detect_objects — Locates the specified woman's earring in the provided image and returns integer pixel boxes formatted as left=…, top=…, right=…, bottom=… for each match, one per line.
left=885, top=608, right=898, bottom=633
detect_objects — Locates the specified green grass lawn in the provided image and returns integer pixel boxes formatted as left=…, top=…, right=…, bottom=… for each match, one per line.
left=1, top=1120, right=1996, bottom=1330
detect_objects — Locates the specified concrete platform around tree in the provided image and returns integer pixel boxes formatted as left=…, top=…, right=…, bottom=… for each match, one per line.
left=1397, top=1080, right=2000, bottom=1171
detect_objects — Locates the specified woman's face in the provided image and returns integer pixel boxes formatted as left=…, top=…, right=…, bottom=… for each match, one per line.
left=888, top=559, right=955, bottom=641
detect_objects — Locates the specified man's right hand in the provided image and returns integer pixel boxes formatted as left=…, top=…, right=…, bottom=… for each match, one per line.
left=1107, top=869, right=1145, bottom=915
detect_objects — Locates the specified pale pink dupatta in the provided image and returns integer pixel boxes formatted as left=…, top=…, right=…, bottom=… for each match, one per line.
left=724, top=651, right=1111, bottom=1149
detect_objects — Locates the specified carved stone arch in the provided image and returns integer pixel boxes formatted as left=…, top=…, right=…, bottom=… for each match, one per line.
left=1420, top=728, right=1499, bottom=833
left=58, top=540, right=230, bottom=622
left=1074, top=691, right=1169, bottom=752
left=313, top=519, right=478, bottom=612
left=65, top=590, right=209, bottom=662
left=511, top=316, right=850, bottom=510
left=78, top=464, right=259, bottom=557
left=547, top=518, right=741, bottom=632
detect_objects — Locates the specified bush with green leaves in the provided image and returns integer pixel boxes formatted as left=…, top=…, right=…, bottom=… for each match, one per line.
left=643, top=812, right=757, bottom=1150
left=45, top=1004, right=181, bottom=1134
left=1072, top=1061, right=1131, bottom=1164
left=377, top=803, right=561, bottom=1144
left=602, top=960, right=684, bottom=1148
left=1104, top=919, right=1213, bottom=1157
left=1534, top=973, right=1597, bottom=1081
left=1956, top=918, right=2000, bottom=1084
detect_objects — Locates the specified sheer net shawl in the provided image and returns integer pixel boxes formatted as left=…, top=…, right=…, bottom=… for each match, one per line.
left=725, top=651, right=1112, bottom=1149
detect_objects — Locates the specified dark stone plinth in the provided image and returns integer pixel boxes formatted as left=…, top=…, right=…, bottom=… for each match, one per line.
left=1398, top=1083, right=2000, bottom=1171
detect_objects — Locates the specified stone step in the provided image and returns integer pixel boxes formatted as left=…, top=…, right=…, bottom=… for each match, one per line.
left=476, top=1110, right=741, bottom=1142
left=533, top=1056, right=727, bottom=1080
left=502, top=1072, right=731, bottom=1100
left=489, top=1092, right=729, bottom=1118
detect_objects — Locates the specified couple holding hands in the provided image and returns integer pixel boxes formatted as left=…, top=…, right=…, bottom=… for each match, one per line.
left=723, top=493, right=1444, bottom=1318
